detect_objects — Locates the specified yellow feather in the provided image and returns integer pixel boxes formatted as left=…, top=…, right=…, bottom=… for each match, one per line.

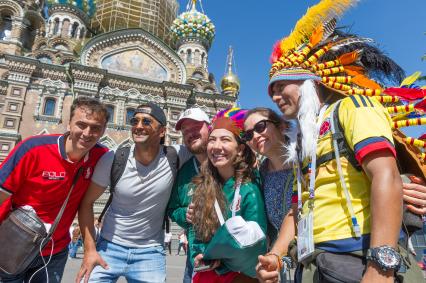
left=400, top=71, right=422, bottom=87
left=279, top=0, right=358, bottom=54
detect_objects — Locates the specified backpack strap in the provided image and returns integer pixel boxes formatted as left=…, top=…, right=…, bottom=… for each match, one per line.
left=162, top=146, right=180, bottom=233
left=164, top=146, right=179, bottom=179
left=98, top=146, right=131, bottom=223
left=301, top=102, right=362, bottom=175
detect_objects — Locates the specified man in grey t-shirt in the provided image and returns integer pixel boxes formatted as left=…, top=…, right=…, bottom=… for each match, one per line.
left=76, top=102, right=191, bottom=283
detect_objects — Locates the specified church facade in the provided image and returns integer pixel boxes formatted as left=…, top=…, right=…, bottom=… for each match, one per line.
left=0, top=0, right=240, bottom=162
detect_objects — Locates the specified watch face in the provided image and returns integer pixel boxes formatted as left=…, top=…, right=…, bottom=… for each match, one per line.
left=377, top=247, right=400, bottom=268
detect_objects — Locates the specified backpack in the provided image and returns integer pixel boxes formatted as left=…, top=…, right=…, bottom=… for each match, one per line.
left=98, top=145, right=179, bottom=233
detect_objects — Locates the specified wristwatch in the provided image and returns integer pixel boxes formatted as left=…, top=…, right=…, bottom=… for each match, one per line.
left=366, top=245, right=401, bottom=271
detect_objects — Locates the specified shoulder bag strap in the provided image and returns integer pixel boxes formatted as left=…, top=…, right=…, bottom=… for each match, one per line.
left=214, top=179, right=242, bottom=226
left=47, top=166, right=83, bottom=237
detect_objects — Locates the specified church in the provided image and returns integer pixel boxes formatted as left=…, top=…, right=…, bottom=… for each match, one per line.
left=0, top=0, right=241, bottom=162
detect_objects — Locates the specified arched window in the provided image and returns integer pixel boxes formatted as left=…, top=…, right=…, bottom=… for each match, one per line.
left=187, top=49, right=192, bottom=64
left=0, top=15, right=12, bottom=40
left=126, top=108, right=135, bottom=125
left=71, top=22, right=79, bottom=38
left=43, top=98, right=56, bottom=116
left=106, top=105, right=114, bottom=123
left=52, top=18, right=59, bottom=35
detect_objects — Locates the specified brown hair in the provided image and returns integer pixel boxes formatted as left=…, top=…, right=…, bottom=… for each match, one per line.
left=191, top=139, right=256, bottom=242
left=70, top=96, right=109, bottom=124
left=245, top=107, right=285, bottom=127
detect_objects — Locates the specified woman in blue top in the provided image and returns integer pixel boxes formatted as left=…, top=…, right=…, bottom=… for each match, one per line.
left=244, top=107, right=297, bottom=281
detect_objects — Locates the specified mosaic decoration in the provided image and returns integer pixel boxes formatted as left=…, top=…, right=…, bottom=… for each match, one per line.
left=101, top=49, right=168, bottom=82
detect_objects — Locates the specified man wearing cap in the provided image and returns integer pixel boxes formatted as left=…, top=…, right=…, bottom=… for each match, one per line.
left=167, top=107, right=210, bottom=283
left=77, top=102, right=191, bottom=283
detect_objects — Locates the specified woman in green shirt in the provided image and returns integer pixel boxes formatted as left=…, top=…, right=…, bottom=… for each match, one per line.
left=191, top=108, right=267, bottom=283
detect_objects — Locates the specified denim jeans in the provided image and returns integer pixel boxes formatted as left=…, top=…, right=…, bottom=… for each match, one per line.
left=0, top=248, right=68, bottom=283
left=69, top=239, right=82, bottom=258
left=182, top=255, right=193, bottom=283
left=89, top=237, right=166, bottom=283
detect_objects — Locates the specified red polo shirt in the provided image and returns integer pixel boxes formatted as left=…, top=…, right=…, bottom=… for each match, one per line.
left=0, top=134, right=108, bottom=256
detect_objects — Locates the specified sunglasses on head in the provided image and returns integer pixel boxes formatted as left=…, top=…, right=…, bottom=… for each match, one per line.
left=129, top=117, right=154, bottom=127
left=242, top=119, right=277, bottom=142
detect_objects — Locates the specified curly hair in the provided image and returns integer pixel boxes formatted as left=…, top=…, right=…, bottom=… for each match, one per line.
left=191, top=139, right=256, bottom=242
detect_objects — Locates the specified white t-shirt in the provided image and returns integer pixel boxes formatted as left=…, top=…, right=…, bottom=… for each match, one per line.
left=92, top=144, right=191, bottom=248
left=164, top=232, right=172, bottom=243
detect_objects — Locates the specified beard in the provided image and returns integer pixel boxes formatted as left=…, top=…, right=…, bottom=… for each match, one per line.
left=188, top=143, right=207, bottom=155
left=186, top=137, right=207, bottom=155
left=284, top=80, right=321, bottom=164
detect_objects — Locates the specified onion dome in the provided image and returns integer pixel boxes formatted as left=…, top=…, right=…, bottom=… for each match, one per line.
left=170, top=0, right=215, bottom=50
left=46, top=0, right=97, bottom=17
left=221, top=46, right=240, bottom=96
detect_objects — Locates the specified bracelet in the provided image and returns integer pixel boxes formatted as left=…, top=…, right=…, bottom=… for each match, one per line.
left=265, top=252, right=283, bottom=271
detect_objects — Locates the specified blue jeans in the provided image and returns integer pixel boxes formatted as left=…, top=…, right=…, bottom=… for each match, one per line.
left=89, top=237, right=166, bottom=283
left=0, top=248, right=68, bottom=283
left=69, top=239, right=82, bottom=258
left=182, top=254, right=193, bottom=283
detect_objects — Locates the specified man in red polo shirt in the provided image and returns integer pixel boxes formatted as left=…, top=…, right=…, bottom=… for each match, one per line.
left=0, top=96, right=109, bottom=283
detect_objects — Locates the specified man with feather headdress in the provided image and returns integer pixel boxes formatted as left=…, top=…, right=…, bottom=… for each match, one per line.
left=255, top=0, right=426, bottom=282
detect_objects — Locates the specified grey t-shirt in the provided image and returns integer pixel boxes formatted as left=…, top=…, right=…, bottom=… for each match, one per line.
left=92, top=144, right=191, bottom=248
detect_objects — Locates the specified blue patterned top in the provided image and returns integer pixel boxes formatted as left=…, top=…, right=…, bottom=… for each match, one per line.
left=260, top=159, right=294, bottom=231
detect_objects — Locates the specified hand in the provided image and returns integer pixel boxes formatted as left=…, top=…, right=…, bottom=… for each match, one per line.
left=256, top=254, right=280, bottom=283
left=193, top=254, right=220, bottom=272
left=403, top=176, right=426, bottom=215
left=360, top=263, right=394, bottom=283
left=186, top=203, right=195, bottom=224
left=76, top=250, right=109, bottom=283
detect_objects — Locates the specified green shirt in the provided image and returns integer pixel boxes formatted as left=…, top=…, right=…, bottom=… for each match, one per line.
left=167, top=156, right=199, bottom=266
left=192, top=176, right=267, bottom=273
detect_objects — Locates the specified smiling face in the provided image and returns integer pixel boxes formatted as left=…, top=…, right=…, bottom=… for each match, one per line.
left=67, top=106, right=106, bottom=154
left=131, top=112, right=165, bottom=146
left=207, top=128, right=243, bottom=173
left=270, top=80, right=303, bottom=119
left=244, top=112, right=284, bottom=157
left=181, top=119, right=209, bottom=155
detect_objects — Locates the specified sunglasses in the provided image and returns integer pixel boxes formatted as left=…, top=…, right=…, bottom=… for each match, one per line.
left=129, top=117, right=154, bottom=127
left=242, top=120, right=277, bottom=142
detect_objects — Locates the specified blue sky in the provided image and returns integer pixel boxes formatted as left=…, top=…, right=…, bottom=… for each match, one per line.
left=176, top=0, right=426, bottom=136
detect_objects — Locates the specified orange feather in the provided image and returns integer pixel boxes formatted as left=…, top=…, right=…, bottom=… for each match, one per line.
left=310, top=25, right=324, bottom=46
left=338, top=51, right=360, bottom=65
left=344, top=65, right=365, bottom=76
left=352, top=74, right=381, bottom=90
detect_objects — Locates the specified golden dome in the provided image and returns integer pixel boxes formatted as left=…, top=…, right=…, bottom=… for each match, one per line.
left=221, top=73, right=240, bottom=94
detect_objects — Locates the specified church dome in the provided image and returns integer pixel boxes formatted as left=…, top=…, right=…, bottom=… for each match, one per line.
left=221, top=73, right=240, bottom=95
left=170, top=1, right=215, bottom=50
left=46, top=0, right=96, bottom=17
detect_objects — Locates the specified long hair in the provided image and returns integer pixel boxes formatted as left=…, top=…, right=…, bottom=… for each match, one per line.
left=285, top=80, right=321, bottom=164
left=191, top=139, right=256, bottom=242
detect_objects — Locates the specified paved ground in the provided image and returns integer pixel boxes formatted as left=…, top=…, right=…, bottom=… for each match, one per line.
left=62, top=252, right=187, bottom=283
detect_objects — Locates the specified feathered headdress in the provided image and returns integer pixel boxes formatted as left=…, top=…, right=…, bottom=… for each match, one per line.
left=268, top=0, right=425, bottom=177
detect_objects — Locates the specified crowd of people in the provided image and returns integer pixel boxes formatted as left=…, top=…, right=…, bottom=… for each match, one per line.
left=0, top=0, right=426, bottom=283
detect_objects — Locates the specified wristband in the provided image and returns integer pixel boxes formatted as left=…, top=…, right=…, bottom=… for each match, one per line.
left=265, top=252, right=283, bottom=271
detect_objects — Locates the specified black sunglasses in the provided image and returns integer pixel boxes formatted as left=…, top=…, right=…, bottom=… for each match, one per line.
left=243, top=120, right=277, bottom=142
left=130, top=117, right=153, bottom=127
